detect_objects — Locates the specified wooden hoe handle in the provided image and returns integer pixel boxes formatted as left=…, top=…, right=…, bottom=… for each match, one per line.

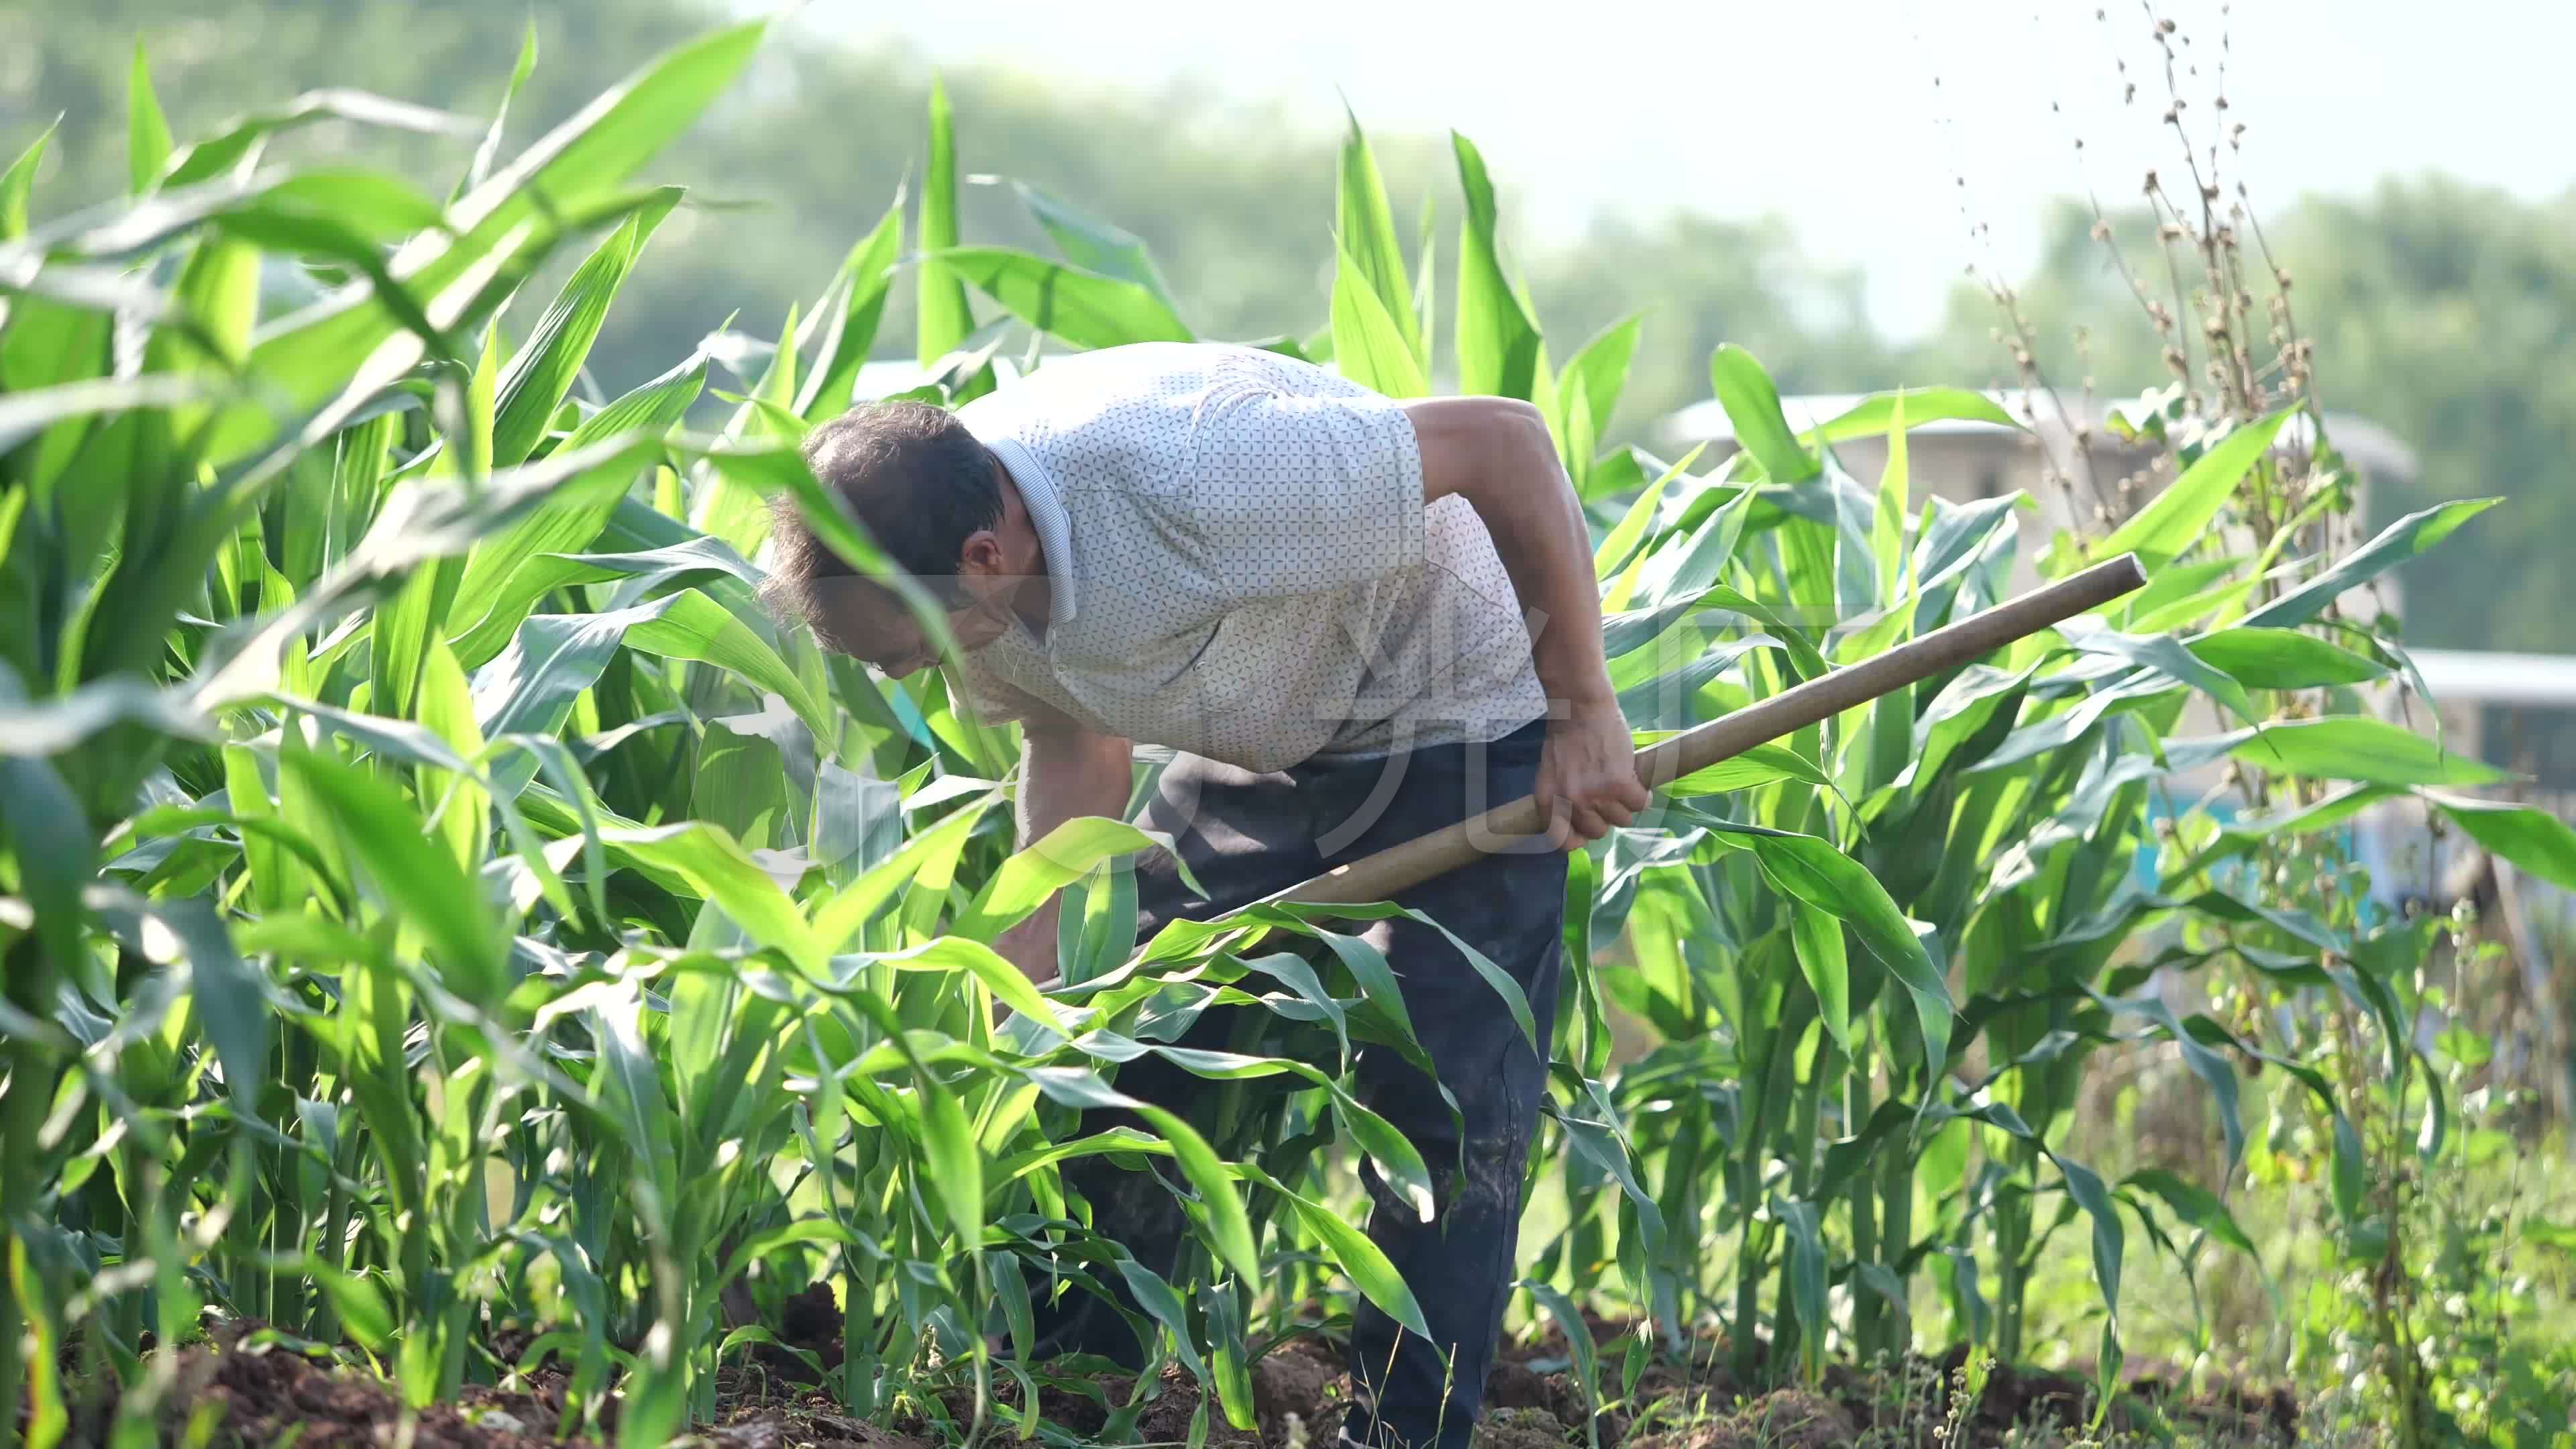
left=1258, top=553, right=2151, bottom=910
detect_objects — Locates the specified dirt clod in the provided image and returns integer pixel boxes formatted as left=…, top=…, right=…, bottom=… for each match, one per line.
left=1254, top=1344, right=1346, bottom=1425
left=1743, top=1389, right=1856, bottom=1449
left=1623, top=1425, right=1755, bottom=1449
left=1483, top=1361, right=1587, bottom=1427
left=780, top=1280, right=843, bottom=1349
left=1473, top=1405, right=1574, bottom=1449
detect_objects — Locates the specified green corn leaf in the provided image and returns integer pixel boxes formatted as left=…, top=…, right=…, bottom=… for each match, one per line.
left=488, top=535, right=763, bottom=625
left=953, top=816, right=1163, bottom=940
left=2184, top=627, right=2387, bottom=688
left=718, top=1220, right=863, bottom=1285
left=1803, top=387, right=2020, bottom=445
left=415, top=635, right=490, bottom=877
left=2087, top=987, right=2245, bottom=1168
left=866, top=936, right=1058, bottom=1028
left=1707, top=344, right=1815, bottom=482
left=3, top=121, right=56, bottom=241
left=915, top=76, right=973, bottom=368
left=239, top=167, right=455, bottom=241
left=1008, top=178, right=1178, bottom=304
left=2056, top=615, right=2259, bottom=727
left=2425, top=792, right=2576, bottom=892
left=1102, top=1256, right=1212, bottom=1385
left=1407, top=908, right=1543, bottom=1055
left=1550, top=314, right=1641, bottom=490
left=305, top=1263, right=396, bottom=1352
left=1059, top=856, right=1142, bottom=989
left=474, top=590, right=827, bottom=758
left=913, top=1066, right=987, bottom=1249
left=1789, top=900, right=1851, bottom=1057
left=623, top=591, right=828, bottom=737
left=158, top=93, right=479, bottom=193
left=1334, top=109, right=1424, bottom=372
left=812, top=793, right=995, bottom=952
left=455, top=22, right=541, bottom=202
left=280, top=748, right=508, bottom=1008
left=928, top=247, right=1192, bottom=351
left=690, top=311, right=806, bottom=561
left=1323, top=1089, right=1438, bottom=1224
left=2115, top=553, right=2245, bottom=625
left=127, top=42, right=174, bottom=197
left=464, top=625, right=619, bottom=743
left=2238, top=497, right=2502, bottom=630
left=597, top=820, right=823, bottom=975
left=19, top=165, right=431, bottom=266
left=1450, top=131, right=1541, bottom=400
left=798, top=197, right=907, bottom=422
left=1329, top=237, right=1428, bottom=400
left=1592, top=447, right=1700, bottom=580
left=2190, top=716, right=2508, bottom=788
left=1872, top=392, right=1909, bottom=601
left=2121, top=1169, right=2258, bottom=1258
left=1103, top=1034, right=1443, bottom=1230
left=1607, top=631, right=1772, bottom=722
left=1626, top=483, right=1760, bottom=613
left=2086, top=408, right=2293, bottom=567
left=1748, top=831, right=1951, bottom=1075
left=1204, top=1284, right=1256, bottom=1431
left=1285, top=918, right=1423, bottom=1059
left=490, top=191, right=680, bottom=466
left=370, top=551, right=461, bottom=726
left=448, top=354, right=706, bottom=665
left=0, top=375, right=214, bottom=468
left=2048, top=1149, right=2124, bottom=1318
left=1241, top=1167, right=1430, bottom=1338
left=1519, top=1281, right=1603, bottom=1443
left=0, top=749, right=95, bottom=984
left=2330, top=1109, right=2366, bottom=1222
left=1136, top=1104, right=1258, bottom=1283
left=1411, top=194, right=1436, bottom=362
left=150, top=231, right=263, bottom=380
left=208, top=20, right=767, bottom=464
left=1662, top=741, right=1831, bottom=796
left=1695, top=584, right=1831, bottom=680
left=154, top=896, right=271, bottom=1110
left=1780, top=1198, right=1829, bottom=1381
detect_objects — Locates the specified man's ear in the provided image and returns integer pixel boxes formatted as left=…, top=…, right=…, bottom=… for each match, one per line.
left=956, top=529, right=1006, bottom=576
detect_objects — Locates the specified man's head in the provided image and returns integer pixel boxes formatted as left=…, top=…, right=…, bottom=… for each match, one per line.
left=763, top=400, right=1040, bottom=677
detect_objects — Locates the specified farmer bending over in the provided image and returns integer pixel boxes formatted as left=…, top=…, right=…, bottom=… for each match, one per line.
left=765, top=341, right=1647, bottom=1449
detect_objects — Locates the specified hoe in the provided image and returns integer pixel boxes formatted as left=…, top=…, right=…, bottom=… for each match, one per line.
left=1261, top=553, right=2152, bottom=910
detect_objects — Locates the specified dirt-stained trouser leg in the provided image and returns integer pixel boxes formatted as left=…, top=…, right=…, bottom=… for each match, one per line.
left=1027, top=722, right=1566, bottom=1449
left=1322, top=724, right=1564, bottom=1449
left=1024, top=749, right=1325, bottom=1364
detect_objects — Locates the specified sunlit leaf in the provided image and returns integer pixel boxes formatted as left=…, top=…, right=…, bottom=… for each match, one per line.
left=930, top=247, right=1191, bottom=351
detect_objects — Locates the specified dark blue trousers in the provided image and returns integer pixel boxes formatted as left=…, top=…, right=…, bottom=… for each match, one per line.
left=1027, top=718, right=1568, bottom=1449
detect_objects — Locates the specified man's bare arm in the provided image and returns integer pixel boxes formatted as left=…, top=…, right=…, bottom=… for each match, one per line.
left=1398, top=395, right=1649, bottom=847
left=993, top=698, right=1134, bottom=985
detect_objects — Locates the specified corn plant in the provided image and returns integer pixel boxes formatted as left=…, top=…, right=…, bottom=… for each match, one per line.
left=2, top=17, right=2567, bottom=1449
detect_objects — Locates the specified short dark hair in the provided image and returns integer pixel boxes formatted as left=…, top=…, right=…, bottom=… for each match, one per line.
left=764, top=400, right=1001, bottom=635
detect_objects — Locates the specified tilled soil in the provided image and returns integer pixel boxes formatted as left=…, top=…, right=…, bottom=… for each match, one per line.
left=69, top=1309, right=2296, bottom=1449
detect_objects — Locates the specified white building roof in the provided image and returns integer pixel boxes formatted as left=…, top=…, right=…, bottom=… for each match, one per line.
left=2410, top=649, right=2576, bottom=709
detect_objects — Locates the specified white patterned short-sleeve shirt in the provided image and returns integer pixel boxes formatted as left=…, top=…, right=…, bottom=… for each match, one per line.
left=941, top=342, right=1548, bottom=772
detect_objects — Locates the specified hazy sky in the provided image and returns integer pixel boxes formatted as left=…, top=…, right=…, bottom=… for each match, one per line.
left=794, top=0, right=2573, bottom=339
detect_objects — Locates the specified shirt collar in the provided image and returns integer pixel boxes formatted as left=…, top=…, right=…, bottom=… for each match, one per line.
left=981, top=434, right=1079, bottom=627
